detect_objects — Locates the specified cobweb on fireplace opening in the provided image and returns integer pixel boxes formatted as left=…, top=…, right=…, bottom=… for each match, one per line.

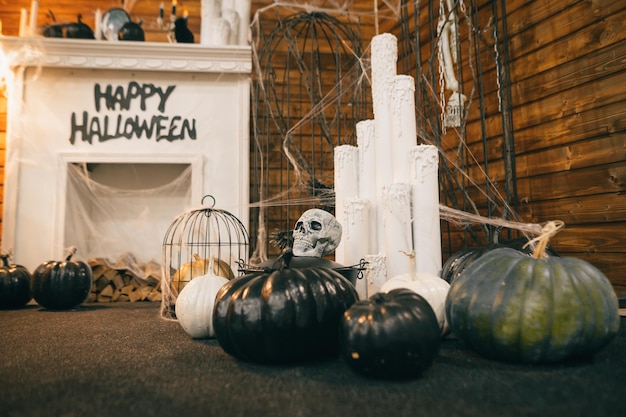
left=64, top=162, right=193, bottom=281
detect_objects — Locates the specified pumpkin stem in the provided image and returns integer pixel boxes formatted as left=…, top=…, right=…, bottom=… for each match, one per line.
left=207, top=257, right=215, bottom=275
left=530, top=221, right=564, bottom=259
left=65, top=246, right=77, bottom=261
left=1, top=254, right=9, bottom=267
left=269, top=249, right=294, bottom=271
left=400, top=249, right=417, bottom=279
left=370, top=292, right=387, bottom=304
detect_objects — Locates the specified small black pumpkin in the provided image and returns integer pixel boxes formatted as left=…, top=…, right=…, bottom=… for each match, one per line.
left=0, top=254, right=33, bottom=309
left=65, top=14, right=95, bottom=39
left=213, top=250, right=359, bottom=364
left=43, top=24, right=64, bottom=38
left=42, top=10, right=64, bottom=38
left=32, top=247, right=93, bottom=310
left=118, top=20, right=145, bottom=41
left=340, top=288, right=441, bottom=379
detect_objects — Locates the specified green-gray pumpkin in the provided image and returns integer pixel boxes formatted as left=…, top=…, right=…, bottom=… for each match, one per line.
left=445, top=247, right=620, bottom=363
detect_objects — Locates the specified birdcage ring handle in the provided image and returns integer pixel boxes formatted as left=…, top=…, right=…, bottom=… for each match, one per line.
left=201, top=195, right=216, bottom=208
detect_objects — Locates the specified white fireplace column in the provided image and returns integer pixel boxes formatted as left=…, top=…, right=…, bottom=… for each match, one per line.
left=1, top=38, right=252, bottom=271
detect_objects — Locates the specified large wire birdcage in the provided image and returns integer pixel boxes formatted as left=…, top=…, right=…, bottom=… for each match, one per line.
left=249, top=11, right=368, bottom=263
left=160, top=195, right=249, bottom=320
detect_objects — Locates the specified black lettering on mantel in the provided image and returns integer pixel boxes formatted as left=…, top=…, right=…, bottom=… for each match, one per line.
left=68, top=82, right=197, bottom=144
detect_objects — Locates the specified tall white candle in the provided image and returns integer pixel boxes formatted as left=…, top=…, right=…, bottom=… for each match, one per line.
left=94, top=9, right=102, bottom=40
left=234, top=0, right=250, bottom=45
left=391, top=74, right=417, bottom=183
left=371, top=33, right=397, bottom=115
left=409, top=145, right=442, bottom=275
left=19, top=9, right=29, bottom=37
left=28, top=0, right=38, bottom=36
left=343, top=199, right=370, bottom=299
left=209, top=17, right=230, bottom=45
left=364, top=254, right=387, bottom=298
left=371, top=33, right=398, bottom=255
left=221, top=9, right=240, bottom=45
left=333, top=144, right=359, bottom=264
left=371, top=33, right=397, bottom=190
left=200, top=0, right=221, bottom=45
left=382, top=182, right=413, bottom=279
left=343, top=198, right=370, bottom=263
left=356, top=119, right=378, bottom=254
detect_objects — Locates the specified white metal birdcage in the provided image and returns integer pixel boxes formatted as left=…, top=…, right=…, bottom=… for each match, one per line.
left=160, top=195, right=249, bottom=320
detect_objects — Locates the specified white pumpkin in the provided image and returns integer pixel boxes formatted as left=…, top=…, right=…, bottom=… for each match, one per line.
left=380, top=271, right=451, bottom=336
left=175, top=268, right=229, bottom=339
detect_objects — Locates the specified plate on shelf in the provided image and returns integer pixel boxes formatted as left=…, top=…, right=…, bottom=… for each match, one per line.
left=101, top=7, right=131, bottom=40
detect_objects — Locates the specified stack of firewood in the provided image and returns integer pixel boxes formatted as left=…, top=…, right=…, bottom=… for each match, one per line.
left=86, top=254, right=162, bottom=303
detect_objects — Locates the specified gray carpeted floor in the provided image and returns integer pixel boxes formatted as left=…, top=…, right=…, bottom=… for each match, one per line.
left=1, top=302, right=625, bottom=417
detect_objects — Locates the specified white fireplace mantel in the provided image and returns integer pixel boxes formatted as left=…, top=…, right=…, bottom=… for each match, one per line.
left=0, top=36, right=252, bottom=73
left=1, top=37, right=252, bottom=271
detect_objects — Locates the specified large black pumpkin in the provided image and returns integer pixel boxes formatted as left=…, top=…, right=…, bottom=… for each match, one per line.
left=32, top=248, right=93, bottom=310
left=340, top=288, right=441, bottom=379
left=213, top=250, right=359, bottom=364
left=0, top=254, right=32, bottom=309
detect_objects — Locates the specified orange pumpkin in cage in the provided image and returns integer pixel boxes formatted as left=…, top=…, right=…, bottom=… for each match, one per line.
left=170, top=253, right=234, bottom=296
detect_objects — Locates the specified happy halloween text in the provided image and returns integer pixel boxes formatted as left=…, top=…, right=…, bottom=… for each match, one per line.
left=68, top=82, right=197, bottom=144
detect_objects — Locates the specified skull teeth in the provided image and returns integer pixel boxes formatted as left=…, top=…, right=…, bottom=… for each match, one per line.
left=294, top=238, right=316, bottom=248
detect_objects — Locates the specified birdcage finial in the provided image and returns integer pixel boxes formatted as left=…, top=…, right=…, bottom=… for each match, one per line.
left=201, top=195, right=216, bottom=208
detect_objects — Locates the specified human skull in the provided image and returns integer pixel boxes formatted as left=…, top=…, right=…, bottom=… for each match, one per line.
left=292, top=209, right=342, bottom=257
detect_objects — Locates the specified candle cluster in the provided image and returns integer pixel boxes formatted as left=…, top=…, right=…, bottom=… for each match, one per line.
left=334, top=33, right=442, bottom=300
left=199, top=0, right=250, bottom=46
left=18, top=0, right=38, bottom=36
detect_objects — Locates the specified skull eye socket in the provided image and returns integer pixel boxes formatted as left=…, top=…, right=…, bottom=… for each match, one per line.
left=295, top=221, right=304, bottom=231
left=310, top=221, right=322, bottom=231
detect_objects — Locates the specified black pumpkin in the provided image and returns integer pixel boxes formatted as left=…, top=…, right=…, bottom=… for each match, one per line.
left=42, top=10, right=63, bottom=38
left=213, top=250, right=359, bottom=364
left=118, top=21, right=145, bottom=41
left=246, top=255, right=359, bottom=286
left=43, top=24, right=64, bottom=38
left=0, top=254, right=32, bottom=309
left=340, top=288, right=441, bottom=379
left=441, top=236, right=559, bottom=284
left=32, top=248, right=93, bottom=310
left=65, top=14, right=95, bottom=39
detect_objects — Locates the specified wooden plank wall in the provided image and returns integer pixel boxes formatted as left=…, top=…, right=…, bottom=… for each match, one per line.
left=505, top=0, right=626, bottom=291
left=475, top=0, right=626, bottom=291
left=1, top=0, right=625, bottom=292
left=379, top=0, right=625, bottom=292
left=0, top=92, right=4, bottom=246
